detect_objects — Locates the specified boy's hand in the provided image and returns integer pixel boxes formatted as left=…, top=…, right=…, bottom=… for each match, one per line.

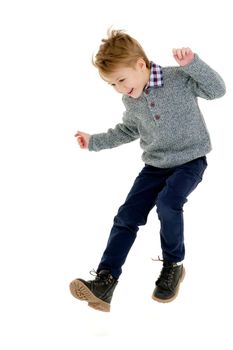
left=74, top=131, right=90, bottom=149
left=172, top=47, right=194, bottom=66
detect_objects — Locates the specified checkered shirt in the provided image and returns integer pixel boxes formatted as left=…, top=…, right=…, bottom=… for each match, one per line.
left=145, top=61, right=164, bottom=89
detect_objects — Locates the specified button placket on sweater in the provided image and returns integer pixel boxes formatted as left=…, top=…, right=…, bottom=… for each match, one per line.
left=145, top=90, right=160, bottom=122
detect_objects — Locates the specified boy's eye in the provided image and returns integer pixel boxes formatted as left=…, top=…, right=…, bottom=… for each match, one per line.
left=109, top=79, right=125, bottom=86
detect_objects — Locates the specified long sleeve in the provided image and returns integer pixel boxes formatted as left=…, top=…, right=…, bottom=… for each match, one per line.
left=88, top=110, right=139, bottom=152
left=181, top=54, right=226, bottom=100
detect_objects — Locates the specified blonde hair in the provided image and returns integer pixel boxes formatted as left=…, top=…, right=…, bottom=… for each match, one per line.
left=93, top=29, right=150, bottom=75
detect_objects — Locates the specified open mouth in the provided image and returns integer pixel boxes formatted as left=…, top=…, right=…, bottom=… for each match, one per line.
left=127, top=88, right=134, bottom=95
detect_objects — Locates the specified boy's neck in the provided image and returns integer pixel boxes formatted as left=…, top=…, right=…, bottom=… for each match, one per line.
left=144, top=67, right=151, bottom=89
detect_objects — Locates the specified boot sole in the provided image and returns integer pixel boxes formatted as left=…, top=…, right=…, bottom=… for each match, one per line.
left=152, top=267, right=186, bottom=303
left=69, top=279, right=110, bottom=312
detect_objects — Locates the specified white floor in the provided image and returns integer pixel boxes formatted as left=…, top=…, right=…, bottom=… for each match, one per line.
left=1, top=1, right=232, bottom=349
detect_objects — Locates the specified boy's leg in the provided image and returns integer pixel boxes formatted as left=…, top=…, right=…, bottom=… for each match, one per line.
left=97, top=165, right=168, bottom=279
left=70, top=164, right=167, bottom=311
left=153, top=156, right=208, bottom=302
left=156, top=156, right=207, bottom=262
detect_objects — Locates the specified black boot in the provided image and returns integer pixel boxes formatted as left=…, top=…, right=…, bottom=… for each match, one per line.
left=152, top=261, right=185, bottom=302
left=69, top=270, right=118, bottom=312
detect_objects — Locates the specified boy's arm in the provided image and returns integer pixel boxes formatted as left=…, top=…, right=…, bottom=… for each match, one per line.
left=180, top=53, right=226, bottom=99
left=88, top=111, right=139, bottom=152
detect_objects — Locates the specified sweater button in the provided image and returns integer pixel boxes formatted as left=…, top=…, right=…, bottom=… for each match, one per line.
left=155, top=115, right=160, bottom=120
left=150, top=102, right=155, bottom=108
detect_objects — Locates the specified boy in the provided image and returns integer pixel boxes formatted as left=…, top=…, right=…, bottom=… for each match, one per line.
left=69, top=30, right=225, bottom=312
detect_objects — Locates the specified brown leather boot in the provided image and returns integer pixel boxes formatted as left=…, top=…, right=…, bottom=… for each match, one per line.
left=152, top=261, right=185, bottom=302
left=70, top=270, right=118, bottom=312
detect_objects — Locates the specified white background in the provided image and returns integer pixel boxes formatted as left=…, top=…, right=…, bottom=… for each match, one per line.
left=0, top=0, right=232, bottom=348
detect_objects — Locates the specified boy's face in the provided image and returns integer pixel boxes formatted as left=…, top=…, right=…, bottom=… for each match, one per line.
left=101, top=59, right=150, bottom=99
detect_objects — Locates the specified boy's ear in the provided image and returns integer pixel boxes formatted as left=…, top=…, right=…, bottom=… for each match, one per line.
left=136, top=58, right=146, bottom=71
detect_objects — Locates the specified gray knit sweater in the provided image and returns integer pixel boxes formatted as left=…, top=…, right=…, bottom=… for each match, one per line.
left=88, top=54, right=226, bottom=168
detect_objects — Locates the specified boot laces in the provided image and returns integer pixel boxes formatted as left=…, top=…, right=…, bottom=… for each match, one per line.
left=89, top=269, right=113, bottom=286
left=152, top=257, right=177, bottom=288
left=158, top=265, right=175, bottom=287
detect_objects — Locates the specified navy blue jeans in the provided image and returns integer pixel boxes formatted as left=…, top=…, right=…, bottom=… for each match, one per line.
left=97, top=157, right=208, bottom=279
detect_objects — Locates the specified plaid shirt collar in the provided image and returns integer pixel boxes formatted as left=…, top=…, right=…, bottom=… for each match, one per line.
left=145, top=61, right=164, bottom=90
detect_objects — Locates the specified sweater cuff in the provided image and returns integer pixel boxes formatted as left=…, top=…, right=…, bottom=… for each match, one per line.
left=180, top=53, right=200, bottom=71
left=88, top=135, right=95, bottom=151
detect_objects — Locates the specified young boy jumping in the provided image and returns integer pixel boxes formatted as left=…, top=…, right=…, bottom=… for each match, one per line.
left=69, top=29, right=226, bottom=312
